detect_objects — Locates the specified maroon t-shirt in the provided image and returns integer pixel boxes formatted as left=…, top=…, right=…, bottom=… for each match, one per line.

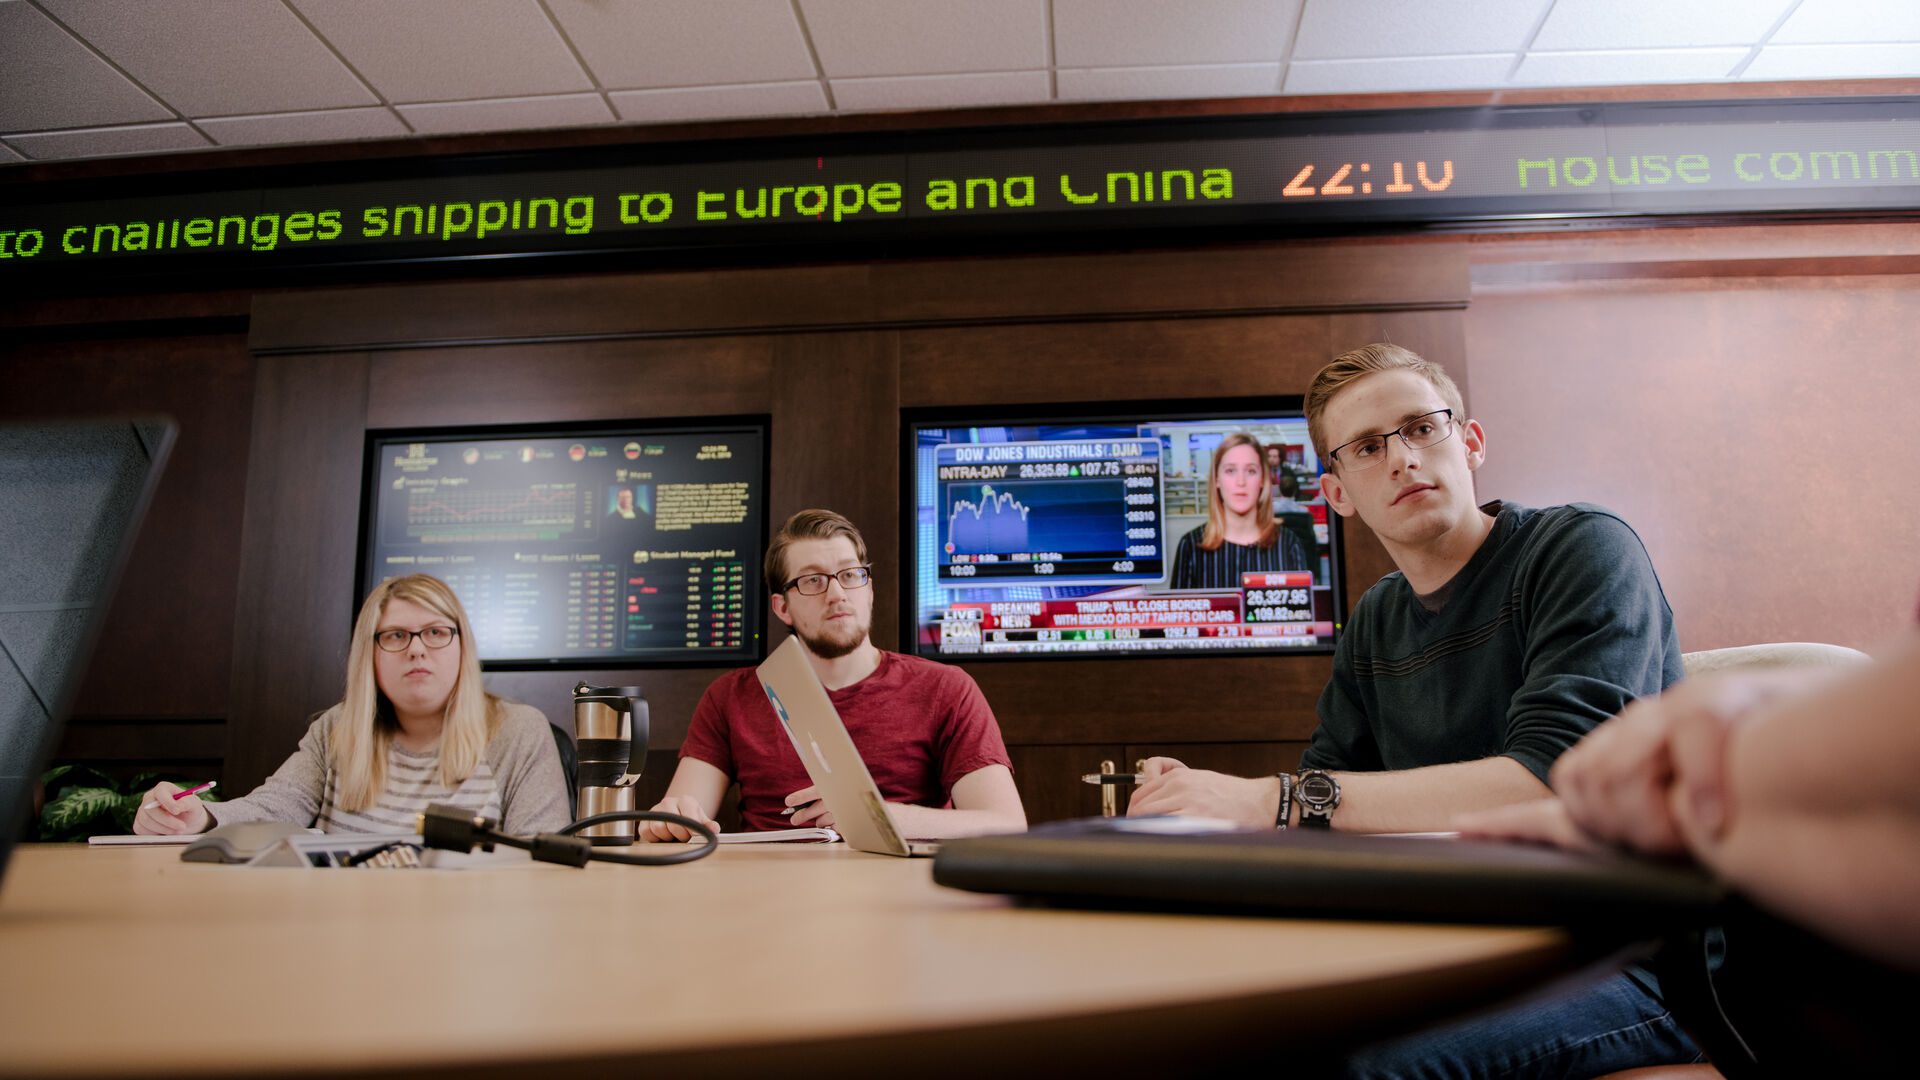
left=679, top=651, right=1013, bottom=832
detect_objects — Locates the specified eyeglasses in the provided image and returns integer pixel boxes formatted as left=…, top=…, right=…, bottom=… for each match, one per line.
left=783, top=565, right=873, bottom=596
left=374, top=625, right=459, bottom=652
left=1327, top=409, right=1457, bottom=472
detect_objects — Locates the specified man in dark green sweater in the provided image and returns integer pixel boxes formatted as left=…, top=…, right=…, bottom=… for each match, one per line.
left=1128, top=343, right=1696, bottom=1077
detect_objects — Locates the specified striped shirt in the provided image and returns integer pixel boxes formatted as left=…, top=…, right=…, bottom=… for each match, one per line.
left=207, top=701, right=571, bottom=835
left=1168, top=525, right=1310, bottom=590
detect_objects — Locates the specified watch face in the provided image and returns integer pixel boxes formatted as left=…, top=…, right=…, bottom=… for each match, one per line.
left=1299, top=774, right=1336, bottom=804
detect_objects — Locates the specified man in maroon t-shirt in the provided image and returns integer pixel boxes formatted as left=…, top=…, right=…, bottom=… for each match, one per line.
left=640, top=509, right=1025, bottom=841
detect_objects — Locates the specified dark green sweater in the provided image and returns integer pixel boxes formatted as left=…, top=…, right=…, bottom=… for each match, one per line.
left=1303, top=502, right=1682, bottom=784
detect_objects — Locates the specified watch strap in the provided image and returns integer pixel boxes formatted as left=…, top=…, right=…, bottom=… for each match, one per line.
left=1273, top=771, right=1293, bottom=830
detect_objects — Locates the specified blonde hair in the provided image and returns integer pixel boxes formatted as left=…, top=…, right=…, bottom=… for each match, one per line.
left=1306, top=344, right=1466, bottom=468
left=764, top=508, right=868, bottom=596
left=333, top=574, right=498, bottom=813
left=1198, top=433, right=1279, bottom=552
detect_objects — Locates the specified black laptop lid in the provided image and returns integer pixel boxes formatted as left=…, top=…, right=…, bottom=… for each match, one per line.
left=0, top=418, right=175, bottom=879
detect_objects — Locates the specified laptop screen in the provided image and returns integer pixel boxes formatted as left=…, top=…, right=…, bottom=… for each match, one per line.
left=0, top=418, right=174, bottom=880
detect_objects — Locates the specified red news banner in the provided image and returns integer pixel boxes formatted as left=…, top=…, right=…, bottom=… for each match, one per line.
left=950, top=571, right=1334, bottom=639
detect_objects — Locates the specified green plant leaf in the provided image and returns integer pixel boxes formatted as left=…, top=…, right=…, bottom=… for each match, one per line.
left=38, top=787, right=122, bottom=841
left=40, top=764, right=112, bottom=799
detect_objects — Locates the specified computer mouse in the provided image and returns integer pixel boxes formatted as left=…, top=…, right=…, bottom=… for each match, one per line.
left=180, top=821, right=307, bottom=863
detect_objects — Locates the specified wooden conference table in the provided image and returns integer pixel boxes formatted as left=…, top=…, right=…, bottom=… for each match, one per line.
left=0, top=843, right=1600, bottom=1078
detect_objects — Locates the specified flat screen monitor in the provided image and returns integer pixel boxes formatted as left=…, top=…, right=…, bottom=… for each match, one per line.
left=359, top=420, right=767, bottom=668
left=905, top=406, right=1343, bottom=659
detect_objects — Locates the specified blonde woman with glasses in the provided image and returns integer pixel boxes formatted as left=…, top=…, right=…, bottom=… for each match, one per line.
left=134, top=574, right=570, bottom=836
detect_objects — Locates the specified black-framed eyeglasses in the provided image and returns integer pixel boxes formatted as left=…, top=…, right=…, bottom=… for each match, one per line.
left=1327, top=409, right=1456, bottom=472
left=783, top=565, right=873, bottom=596
left=374, top=625, right=459, bottom=652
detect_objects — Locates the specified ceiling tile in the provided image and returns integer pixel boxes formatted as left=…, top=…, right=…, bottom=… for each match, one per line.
left=1533, top=0, right=1795, bottom=51
left=0, top=2, right=172, bottom=132
left=289, top=0, right=592, bottom=103
left=6, top=123, right=210, bottom=161
left=609, top=82, right=828, bottom=124
left=38, top=0, right=376, bottom=117
left=1773, top=0, right=1920, bottom=45
left=1294, top=0, right=1549, bottom=60
left=1743, top=43, right=1920, bottom=80
left=1057, top=63, right=1281, bottom=102
left=1284, top=54, right=1515, bottom=94
left=199, top=107, right=408, bottom=147
left=395, top=93, right=614, bottom=135
left=1053, top=0, right=1300, bottom=67
left=547, top=0, right=816, bottom=89
left=1515, top=48, right=1748, bottom=86
left=0, top=142, right=23, bottom=163
left=830, top=70, right=1051, bottom=112
left=799, top=0, right=1046, bottom=77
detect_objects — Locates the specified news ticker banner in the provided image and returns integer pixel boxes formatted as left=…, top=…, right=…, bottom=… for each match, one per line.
left=2, top=97, right=1917, bottom=279
left=937, top=571, right=1336, bottom=655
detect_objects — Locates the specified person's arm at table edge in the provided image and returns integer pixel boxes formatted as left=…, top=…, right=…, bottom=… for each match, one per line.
left=641, top=757, right=728, bottom=841
left=886, top=763, right=1025, bottom=839
left=1682, top=633, right=1920, bottom=967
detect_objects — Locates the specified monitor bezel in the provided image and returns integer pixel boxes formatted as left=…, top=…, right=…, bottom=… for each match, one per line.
left=899, top=397, right=1345, bottom=664
left=355, top=415, right=772, bottom=672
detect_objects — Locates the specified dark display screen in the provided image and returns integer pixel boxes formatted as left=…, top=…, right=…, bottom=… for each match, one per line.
left=360, top=423, right=765, bottom=667
left=908, top=410, right=1341, bottom=658
left=4, top=97, right=1918, bottom=281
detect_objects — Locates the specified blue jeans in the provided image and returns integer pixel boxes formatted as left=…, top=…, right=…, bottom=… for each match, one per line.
left=1344, top=971, right=1701, bottom=1080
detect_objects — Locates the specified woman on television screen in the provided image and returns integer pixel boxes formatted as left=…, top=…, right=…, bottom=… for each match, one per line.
left=132, top=574, right=570, bottom=836
left=1169, top=433, right=1310, bottom=590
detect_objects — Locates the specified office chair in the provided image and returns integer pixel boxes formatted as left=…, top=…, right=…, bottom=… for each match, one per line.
left=550, top=723, right=579, bottom=812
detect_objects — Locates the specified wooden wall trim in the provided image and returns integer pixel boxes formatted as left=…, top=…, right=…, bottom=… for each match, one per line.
left=226, top=352, right=372, bottom=790
left=249, top=243, right=1468, bottom=353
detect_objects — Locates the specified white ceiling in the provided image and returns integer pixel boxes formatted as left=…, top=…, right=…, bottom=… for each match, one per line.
left=2, top=0, right=1916, bottom=165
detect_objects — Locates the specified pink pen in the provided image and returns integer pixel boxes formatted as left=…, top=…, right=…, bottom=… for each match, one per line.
left=141, top=780, right=216, bottom=811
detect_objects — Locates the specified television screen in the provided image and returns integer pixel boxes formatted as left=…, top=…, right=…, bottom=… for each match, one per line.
left=906, top=407, right=1342, bottom=658
left=360, top=421, right=766, bottom=667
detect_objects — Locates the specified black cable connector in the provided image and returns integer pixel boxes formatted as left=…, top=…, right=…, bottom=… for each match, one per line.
left=417, top=803, right=718, bottom=868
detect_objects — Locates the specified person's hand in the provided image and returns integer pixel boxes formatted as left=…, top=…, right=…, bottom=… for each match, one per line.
left=639, top=795, right=719, bottom=842
left=1456, top=797, right=1601, bottom=852
left=132, top=782, right=211, bottom=835
left=784, top=786, right=835, bottom=828
left=1126, top=757, right=1279, bottom=828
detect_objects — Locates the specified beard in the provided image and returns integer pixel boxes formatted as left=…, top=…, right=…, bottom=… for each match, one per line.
left=796, top=610, right=869, bottom=660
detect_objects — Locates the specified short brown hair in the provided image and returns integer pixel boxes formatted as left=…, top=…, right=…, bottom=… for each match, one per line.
left=1306, top=344, right=1465, bottom=469
left=764, top=508, right=869, bottom=596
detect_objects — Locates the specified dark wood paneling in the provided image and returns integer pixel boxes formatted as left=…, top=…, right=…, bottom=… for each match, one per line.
left=55, top=720, right=227, bottom=762
left=969, top=655, right=1330, bottom=745
left=250, top=245, right=1466, bottom=355
left=363, top=337, right=776, bottom=429
left=0, top=334, right=255, bottom=720
left=1006, top=745, right=1125, bottom=825
left=252, top=267, right=875, bottom=354
left=225, top=352, right=371, bottom=790
left=767, top=331, right=901, bottom=650
left=898, top=313, right=1333, bottom=406
left=879, top=244, right=1466, bottom=325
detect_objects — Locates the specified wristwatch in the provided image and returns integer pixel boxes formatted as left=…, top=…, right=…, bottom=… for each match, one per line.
left=1294, top=769, right=1340, bottom=830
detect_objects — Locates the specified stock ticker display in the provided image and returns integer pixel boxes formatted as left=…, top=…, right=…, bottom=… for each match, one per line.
left=362, top=426, right=764, bottom=666
left=5, top=98, right=1920, bottom=280
left=911, top=414, right=1340, bottom=658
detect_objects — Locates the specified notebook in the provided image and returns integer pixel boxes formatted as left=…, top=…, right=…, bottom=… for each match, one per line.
left=754, top=637, right=939, bottom=858
left=713, top=827, right=840, bottom=844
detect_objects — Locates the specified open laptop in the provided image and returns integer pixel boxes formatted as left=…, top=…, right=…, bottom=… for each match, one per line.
left=0, top=418, right=175, bottom=883
left=755, top=637, right=939, bottom=857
